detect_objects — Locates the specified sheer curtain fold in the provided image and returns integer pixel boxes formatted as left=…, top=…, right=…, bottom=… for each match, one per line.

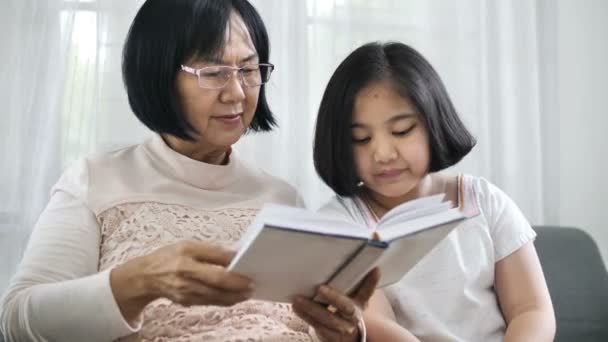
left=0, top=0, right=560, bottom=291
left=0, top=0, right=72, bottom=290
left=477, top=0, right=548, bottom=223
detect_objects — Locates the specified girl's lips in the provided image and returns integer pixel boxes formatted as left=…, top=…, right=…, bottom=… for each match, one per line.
left=375, top=169, right=404, bottom=178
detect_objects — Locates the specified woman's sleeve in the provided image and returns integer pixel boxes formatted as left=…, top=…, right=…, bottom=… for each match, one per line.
left=0, top=160, right=140, bottom=341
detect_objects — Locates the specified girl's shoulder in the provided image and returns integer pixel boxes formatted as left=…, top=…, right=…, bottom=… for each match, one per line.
left=458, top=174, right=536, bottom=261
left=454, top=174, right=532, bottom=232
left=460, top=174, right=515, bottom=211
left=432, top=173, right=508, bottom=204
left=431, top=172, right=519, bottom=219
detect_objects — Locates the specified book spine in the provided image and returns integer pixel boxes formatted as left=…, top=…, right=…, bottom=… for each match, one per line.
left=322, top=243, right=386, bottom=297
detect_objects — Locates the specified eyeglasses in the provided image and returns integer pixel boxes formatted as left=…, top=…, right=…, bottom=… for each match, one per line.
left=180, top=63, right=274, bottom=89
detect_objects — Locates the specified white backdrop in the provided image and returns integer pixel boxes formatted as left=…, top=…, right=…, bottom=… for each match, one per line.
left=1, top=0, right=607, bottom=291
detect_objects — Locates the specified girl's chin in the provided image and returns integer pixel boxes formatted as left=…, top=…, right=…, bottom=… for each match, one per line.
left=368, top=183, right=418, bottom=201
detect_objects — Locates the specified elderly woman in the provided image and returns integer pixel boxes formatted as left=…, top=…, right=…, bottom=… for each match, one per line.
left=0, top=1, right=383, bottom=341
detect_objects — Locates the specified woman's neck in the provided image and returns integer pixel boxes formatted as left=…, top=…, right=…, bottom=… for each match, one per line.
left=162, top=134, right=229, bottom=165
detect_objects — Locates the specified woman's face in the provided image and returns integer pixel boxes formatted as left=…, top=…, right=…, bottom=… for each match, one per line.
left=175, top=12, right=260, bottom=150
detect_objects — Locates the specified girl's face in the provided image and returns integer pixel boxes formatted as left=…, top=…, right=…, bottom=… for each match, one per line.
left=351, top=79, right=431, bottom=204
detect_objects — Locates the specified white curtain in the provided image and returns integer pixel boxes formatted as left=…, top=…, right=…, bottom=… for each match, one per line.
left=1, top=0, right=70, bottom=290
left=0, top=0, right=576, bottom=291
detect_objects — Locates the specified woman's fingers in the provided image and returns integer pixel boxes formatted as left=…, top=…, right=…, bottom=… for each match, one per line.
left=166, top=277, right=253, bottom=307
left=293, top=304, right=353, bottom=342
left=315, top=286, right=358, bottom=321
left=182, top=258, right=254, bottom=292
left=291, top=268, right=380, bottom=340
left=142, top=241, right=255, bottom=307
left=316, top=325, right=359, bottom=342
left=351, top=267, right=380, bottom=308
left=292, top=297, right=357, bottom=335
left=176, top=240, right=236, bottom=266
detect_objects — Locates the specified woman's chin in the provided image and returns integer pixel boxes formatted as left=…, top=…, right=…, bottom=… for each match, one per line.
left=208, top=130, right=247, bottom=149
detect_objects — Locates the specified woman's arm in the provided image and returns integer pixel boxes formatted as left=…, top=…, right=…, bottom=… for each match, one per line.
left=1, top=191, right=254, bottom=342
left=0, top=191, right=138, bottom=342
left=364, top=290, right=420, bottom=342
left=495, top=241, right=556, bottom=342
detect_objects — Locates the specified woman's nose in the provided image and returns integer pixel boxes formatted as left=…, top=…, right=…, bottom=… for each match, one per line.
left=220, top=72, right=246, bottom=103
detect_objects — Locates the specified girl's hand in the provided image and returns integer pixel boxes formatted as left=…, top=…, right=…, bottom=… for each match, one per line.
left=110, top=240, right=254, bottom=323
left=292, top=268, right=380, bottom=342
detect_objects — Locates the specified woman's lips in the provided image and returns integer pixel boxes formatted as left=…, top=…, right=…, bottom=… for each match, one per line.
left=213, top=113, right=242, bottom=125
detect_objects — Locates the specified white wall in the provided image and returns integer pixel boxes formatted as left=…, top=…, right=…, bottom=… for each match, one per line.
left=557, top=0, right=608, bottom=265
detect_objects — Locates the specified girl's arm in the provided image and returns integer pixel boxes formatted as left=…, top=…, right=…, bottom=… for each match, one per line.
left=495, top=241, right=556, bottom=341
left=364, top=290, right=420, bottom=342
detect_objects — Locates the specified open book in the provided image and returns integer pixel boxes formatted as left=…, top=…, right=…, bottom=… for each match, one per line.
left=228, top=192, right=479, bottom=303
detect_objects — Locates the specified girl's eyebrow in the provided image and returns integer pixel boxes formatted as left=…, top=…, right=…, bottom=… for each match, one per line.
left=351, top=112, right=417, bottom=128
left=387, top=113, right=417, bottom=123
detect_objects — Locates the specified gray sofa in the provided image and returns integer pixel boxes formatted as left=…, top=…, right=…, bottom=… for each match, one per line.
left=1, top=226, right=606, bottom=342
left=534, top=226, right=608, bottom=341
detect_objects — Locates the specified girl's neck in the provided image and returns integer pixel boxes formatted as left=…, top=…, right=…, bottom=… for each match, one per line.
left=363, top=174, right=433, bottom=219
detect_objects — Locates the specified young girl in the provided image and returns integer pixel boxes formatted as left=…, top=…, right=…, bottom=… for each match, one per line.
left=312, top=42, right=555, bottom=341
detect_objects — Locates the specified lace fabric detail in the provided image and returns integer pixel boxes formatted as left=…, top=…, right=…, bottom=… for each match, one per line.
left=98, top=202, right=317, bottom=342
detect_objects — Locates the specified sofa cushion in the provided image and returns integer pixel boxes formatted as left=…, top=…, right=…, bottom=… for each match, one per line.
left=534, top=226, right=608, bottom=342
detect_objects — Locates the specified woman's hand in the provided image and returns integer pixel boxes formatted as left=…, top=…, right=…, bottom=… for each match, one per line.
left=110, top=240, right=254, bottom=323
left=292, top=268, right=380, bottom=342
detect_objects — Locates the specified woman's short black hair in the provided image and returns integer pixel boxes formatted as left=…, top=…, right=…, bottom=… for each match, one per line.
left=122, top=0, right=275, bottom=140
left=313, top=42, right=476, bottom=196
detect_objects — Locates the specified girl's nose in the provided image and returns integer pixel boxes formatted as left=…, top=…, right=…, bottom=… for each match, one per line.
left=373, top=139, right=398, bottom=163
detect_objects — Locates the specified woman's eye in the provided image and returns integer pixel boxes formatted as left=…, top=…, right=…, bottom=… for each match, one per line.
left=201, top=70, right=232, bottom=79
left=393, top=124, right=416, bottom=136
left=201, top=71, right=222, bottom=78
left=241, top=67, right=258, bottom=74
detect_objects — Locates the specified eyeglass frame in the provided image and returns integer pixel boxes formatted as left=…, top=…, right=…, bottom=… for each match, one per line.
left=180, top=63, right=275, bottom=90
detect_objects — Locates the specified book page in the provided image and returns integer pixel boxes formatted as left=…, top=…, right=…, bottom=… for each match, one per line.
left=377, top=207, right=463, bottom=242
left=378, top=201, right=453, bottom=228
left=377, top=193, right=446, bottom=226
left=254, top=204, right=369, bottom=239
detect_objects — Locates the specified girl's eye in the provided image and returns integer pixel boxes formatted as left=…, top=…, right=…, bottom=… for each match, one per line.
left=352, top=137, right=370, bottom=144
left=393, top=124, right=416, bottom=136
